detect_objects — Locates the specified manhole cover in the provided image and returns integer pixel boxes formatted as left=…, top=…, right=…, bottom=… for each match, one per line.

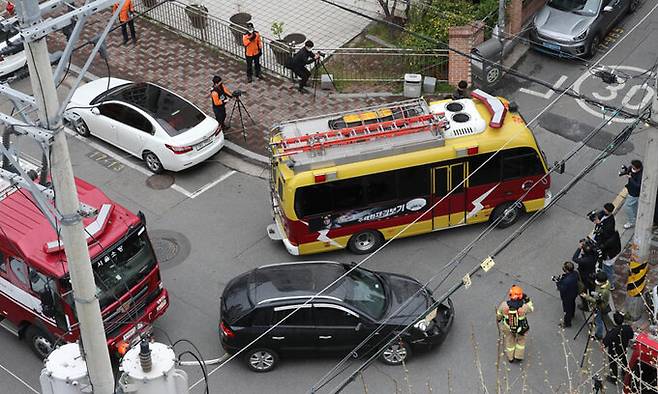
left=146, top=174, right=175, bottom=190
left=149, top=230, right=190, bottom=268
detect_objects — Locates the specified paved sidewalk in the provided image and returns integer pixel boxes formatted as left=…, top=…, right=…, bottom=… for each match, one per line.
left=48, top=11, right=396, bottom=158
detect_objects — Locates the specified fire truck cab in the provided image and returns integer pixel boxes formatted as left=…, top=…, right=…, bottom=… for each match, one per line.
left=624, top=330, right=658, bottom=393
left=0, top=173, right=168, bottom=359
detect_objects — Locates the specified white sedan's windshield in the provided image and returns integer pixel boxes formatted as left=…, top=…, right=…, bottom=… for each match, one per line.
left=549, top=0, right=601, bottom=16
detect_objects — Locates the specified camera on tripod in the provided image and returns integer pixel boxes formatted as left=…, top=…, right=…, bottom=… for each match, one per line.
left=232, top=89, right=243, bottom=98
left=619, top=164, right=632, bottom=177
left=586, top=209, right=603, bottom=222
left=316, top=51, right=326, bottom=58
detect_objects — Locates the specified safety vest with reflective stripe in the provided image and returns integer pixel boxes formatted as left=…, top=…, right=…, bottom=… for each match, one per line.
left=112, top=0, right=134, bottom=23
left=242, top=31, right=262, bottom=57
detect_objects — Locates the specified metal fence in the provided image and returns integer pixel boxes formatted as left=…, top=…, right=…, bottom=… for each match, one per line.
left=135, top=0, right=449, bottom=84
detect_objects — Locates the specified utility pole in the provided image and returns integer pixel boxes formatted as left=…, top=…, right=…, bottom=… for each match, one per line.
left=625, top=75, right=658, bottom=320
left=17, top=0, right=114, bottom=392
left=497, top=0, right=506, bottom=43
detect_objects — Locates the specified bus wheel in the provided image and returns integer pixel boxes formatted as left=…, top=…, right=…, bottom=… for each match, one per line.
left=491, top=202, right=522, bottom=229
left=25, top=326, right=55, bottom=359
left=348, top=230, right=383, bottom=254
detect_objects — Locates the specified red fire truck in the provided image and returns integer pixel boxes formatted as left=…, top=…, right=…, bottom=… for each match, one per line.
left=0, top=174, right=169, bottom=359
left=624, top=330, right=658, bottom=393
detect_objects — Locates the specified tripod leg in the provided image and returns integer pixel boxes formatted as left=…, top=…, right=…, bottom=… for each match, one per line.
left=312, top=61, right=320, bottom=102
left=237, top=103, right=247, bottom=142
left=238, top=100, right=257, bottom=126
left=320, top=61, right=338, bottom=91
left=227, top=99, right=238, bottom=129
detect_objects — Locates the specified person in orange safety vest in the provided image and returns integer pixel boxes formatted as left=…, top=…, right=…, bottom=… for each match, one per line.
left=496, top=285, right=534, bottom=363
left=242, top=22, right=263, bottom=83
left=113, top=0, right=136, bottom=45
left=210, top=75, right=233, bottom=130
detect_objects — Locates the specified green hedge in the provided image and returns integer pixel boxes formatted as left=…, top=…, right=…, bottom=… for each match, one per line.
left=404, top=0, right=499, bottom=49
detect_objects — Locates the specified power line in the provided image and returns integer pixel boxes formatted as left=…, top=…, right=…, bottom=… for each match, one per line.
left=309, top=107, right=623, bottom=393
left=325, top=113, right=643, bottom=394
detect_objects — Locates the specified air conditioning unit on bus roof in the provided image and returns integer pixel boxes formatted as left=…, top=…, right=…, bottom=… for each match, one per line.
left=429, top=99, right=486, bottom=139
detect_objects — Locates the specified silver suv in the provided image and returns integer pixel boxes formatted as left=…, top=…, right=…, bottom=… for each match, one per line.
left=530, top=0, right=638, bottom=58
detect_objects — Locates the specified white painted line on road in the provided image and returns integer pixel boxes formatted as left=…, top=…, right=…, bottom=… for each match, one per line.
left=0, top=361, right=39, bottom=393
left=188, top=170, right=236, bottom=199
left=520, top=75, right=568, bottom=99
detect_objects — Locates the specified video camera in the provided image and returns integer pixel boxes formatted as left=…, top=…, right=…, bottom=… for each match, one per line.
left=619, top=164, right=631, bottom=177
left=579, top=237, right=598, bottom=250
left=232, top=89, right=243, bottom=98
left=551, top=274, right=563, bottom=283
left=586, top=209, right=603, bottom=222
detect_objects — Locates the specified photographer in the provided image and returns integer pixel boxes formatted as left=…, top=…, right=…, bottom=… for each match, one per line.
left=621, top=160, right=643, bottom=229
left=242, top=22, right=263, bottom=83
left=555, top=261, right=579, bottom=328
left=603, top=312, right=633, bottom=385
left=288, top=40, right=321, bottom=94
left=573, top=239, right=597, bottom=293
left=593, top=204, right=621, bottom=291
left=210, top=75, right=233, bottom=130
left=580, top=271, right=612, bottom=340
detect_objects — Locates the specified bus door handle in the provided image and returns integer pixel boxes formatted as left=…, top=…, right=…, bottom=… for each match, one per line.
left=319, top=335, right=332, bottom=339
left=272, top=336, right=285, bottom=340
left=504, top=191, right=513, bottom=196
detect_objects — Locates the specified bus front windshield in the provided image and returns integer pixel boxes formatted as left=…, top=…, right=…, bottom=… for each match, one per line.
left=92, top=227, right=156, bottom=309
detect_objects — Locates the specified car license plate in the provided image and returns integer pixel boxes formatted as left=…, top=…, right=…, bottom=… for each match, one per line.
left=195, top=138, right=213, bottom=151
left=543, top=42, right=560, bottom=51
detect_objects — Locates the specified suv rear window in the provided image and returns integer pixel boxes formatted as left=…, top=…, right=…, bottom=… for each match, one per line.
left=222, top=275, right=252, bottom=325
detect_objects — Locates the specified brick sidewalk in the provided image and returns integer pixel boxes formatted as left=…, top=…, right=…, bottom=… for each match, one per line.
left=48, top=12, right=397, bottom=157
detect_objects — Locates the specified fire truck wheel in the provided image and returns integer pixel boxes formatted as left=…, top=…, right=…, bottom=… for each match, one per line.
left=25, top=326, right=55, bottom=359
left=348, top=230, right=384, bottom=254
left=491, top=202, right=522, bottom=229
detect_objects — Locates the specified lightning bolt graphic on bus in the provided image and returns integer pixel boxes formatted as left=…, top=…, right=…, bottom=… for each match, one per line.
left=461, top=183, right=500, bottom=224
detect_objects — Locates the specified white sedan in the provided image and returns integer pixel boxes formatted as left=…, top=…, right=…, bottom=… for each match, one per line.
left=67, top=77, right=224, bottom=173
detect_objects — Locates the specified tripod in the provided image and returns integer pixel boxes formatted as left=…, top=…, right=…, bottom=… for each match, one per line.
left=227, top=94, right=256, bottom=142
left=311, top=57, right=337, bottom=101
left=574, top=308, right=608, bottom=368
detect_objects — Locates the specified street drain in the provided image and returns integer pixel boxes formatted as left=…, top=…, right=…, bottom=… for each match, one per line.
left=149, top=230, right=190, bottom=268
left=146, top=174, right=175, bottom=190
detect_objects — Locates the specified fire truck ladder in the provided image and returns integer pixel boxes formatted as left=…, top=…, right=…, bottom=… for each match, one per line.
left=271, top=112, right=445, bottom=157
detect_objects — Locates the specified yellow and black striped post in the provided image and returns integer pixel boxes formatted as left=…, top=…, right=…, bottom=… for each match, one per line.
left=627, top=241, right=648, bottom=297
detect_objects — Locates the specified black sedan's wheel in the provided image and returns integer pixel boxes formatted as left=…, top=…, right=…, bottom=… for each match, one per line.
left=245, top=348, right=278, bottom=373
left=348, top=230, right=384, bottom=254
left=25, top=326, right=55, bottom=359
left=491, top=202, right=522, bottom=229
left=379, top=340, right=411, bottom=366
left=143, top=151, right=164, bottom=174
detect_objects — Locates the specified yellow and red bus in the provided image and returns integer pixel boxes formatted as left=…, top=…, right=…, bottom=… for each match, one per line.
left=267, top=90, right=551, bottom=255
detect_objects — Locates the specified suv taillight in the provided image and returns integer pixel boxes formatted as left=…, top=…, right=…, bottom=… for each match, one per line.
left=220, top=321, right=235, bottom=338
left=165, top=144, right=193, bottom=154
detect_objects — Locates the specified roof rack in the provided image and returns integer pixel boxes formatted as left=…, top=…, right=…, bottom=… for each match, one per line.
left=270, top=99, right=446, bottom=159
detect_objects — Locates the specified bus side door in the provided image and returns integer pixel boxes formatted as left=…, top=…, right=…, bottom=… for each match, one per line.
left=432, top=163, right=467, bottom=228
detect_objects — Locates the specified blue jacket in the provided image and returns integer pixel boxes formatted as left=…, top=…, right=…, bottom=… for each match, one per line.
left=557, top=271, right=579, bottom=300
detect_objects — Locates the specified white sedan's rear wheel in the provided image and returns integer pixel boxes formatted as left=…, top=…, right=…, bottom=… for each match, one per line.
left=143, top=151, right=164, bottom=174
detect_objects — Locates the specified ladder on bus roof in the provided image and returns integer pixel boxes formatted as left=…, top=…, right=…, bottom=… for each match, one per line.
left=270, top=105, right=446, bottom=157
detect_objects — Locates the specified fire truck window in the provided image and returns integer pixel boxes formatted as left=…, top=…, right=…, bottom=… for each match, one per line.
left=9, top=258, right=28, bottom=287
left=29, top=268, right=49, bottom=295
left=0, top=252, right=5, bottom=273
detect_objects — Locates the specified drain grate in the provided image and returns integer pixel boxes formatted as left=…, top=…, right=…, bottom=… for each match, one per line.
left=148, top=230, right=191, bottom=268
left=146, top=174, right=175, bottom=190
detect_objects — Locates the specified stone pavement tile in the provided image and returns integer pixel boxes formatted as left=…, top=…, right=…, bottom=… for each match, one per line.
left=47, top=11, right=395, bottom=157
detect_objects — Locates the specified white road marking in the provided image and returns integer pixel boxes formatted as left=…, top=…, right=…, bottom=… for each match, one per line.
left=0, top=361, right=39, bottom=393
left=66, top=129, right=236, bottom=199
left=519, top=75, right=568, bottom=99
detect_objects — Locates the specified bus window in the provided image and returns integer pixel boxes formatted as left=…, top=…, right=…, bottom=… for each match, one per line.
left=296, top=184, right=333, bottom=217
left=365, top=173, right=396, bottom=204
left=502, top=148, right=544, bottom=180
left=433, top=167, right=449, bottom=196
left=468, top=154, right=501, bottom=186
left=397, top=167, right=429, bottom=199
left=333, top=179, right=364, bottom=211
left=451, top=164, right=465, bottom=193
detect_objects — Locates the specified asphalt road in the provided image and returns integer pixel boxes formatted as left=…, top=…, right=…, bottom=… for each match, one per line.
left=1, top=2, right=657, bottom=393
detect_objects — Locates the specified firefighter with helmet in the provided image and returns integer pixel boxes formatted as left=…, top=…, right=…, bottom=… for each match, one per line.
left=497, top=285, right=534, bottom=363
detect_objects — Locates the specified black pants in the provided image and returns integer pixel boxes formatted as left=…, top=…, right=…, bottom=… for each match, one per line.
left=213, top=105, right=226, bottom=128
left=121, top=20, right=136, bottom=43
left=291, top=65, right=311, bottom=88
left=246, top=54, right=261, bottom=78
left=608, top=351, right=627, bottom=379
left=562, top=296, right=576, bottom=326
